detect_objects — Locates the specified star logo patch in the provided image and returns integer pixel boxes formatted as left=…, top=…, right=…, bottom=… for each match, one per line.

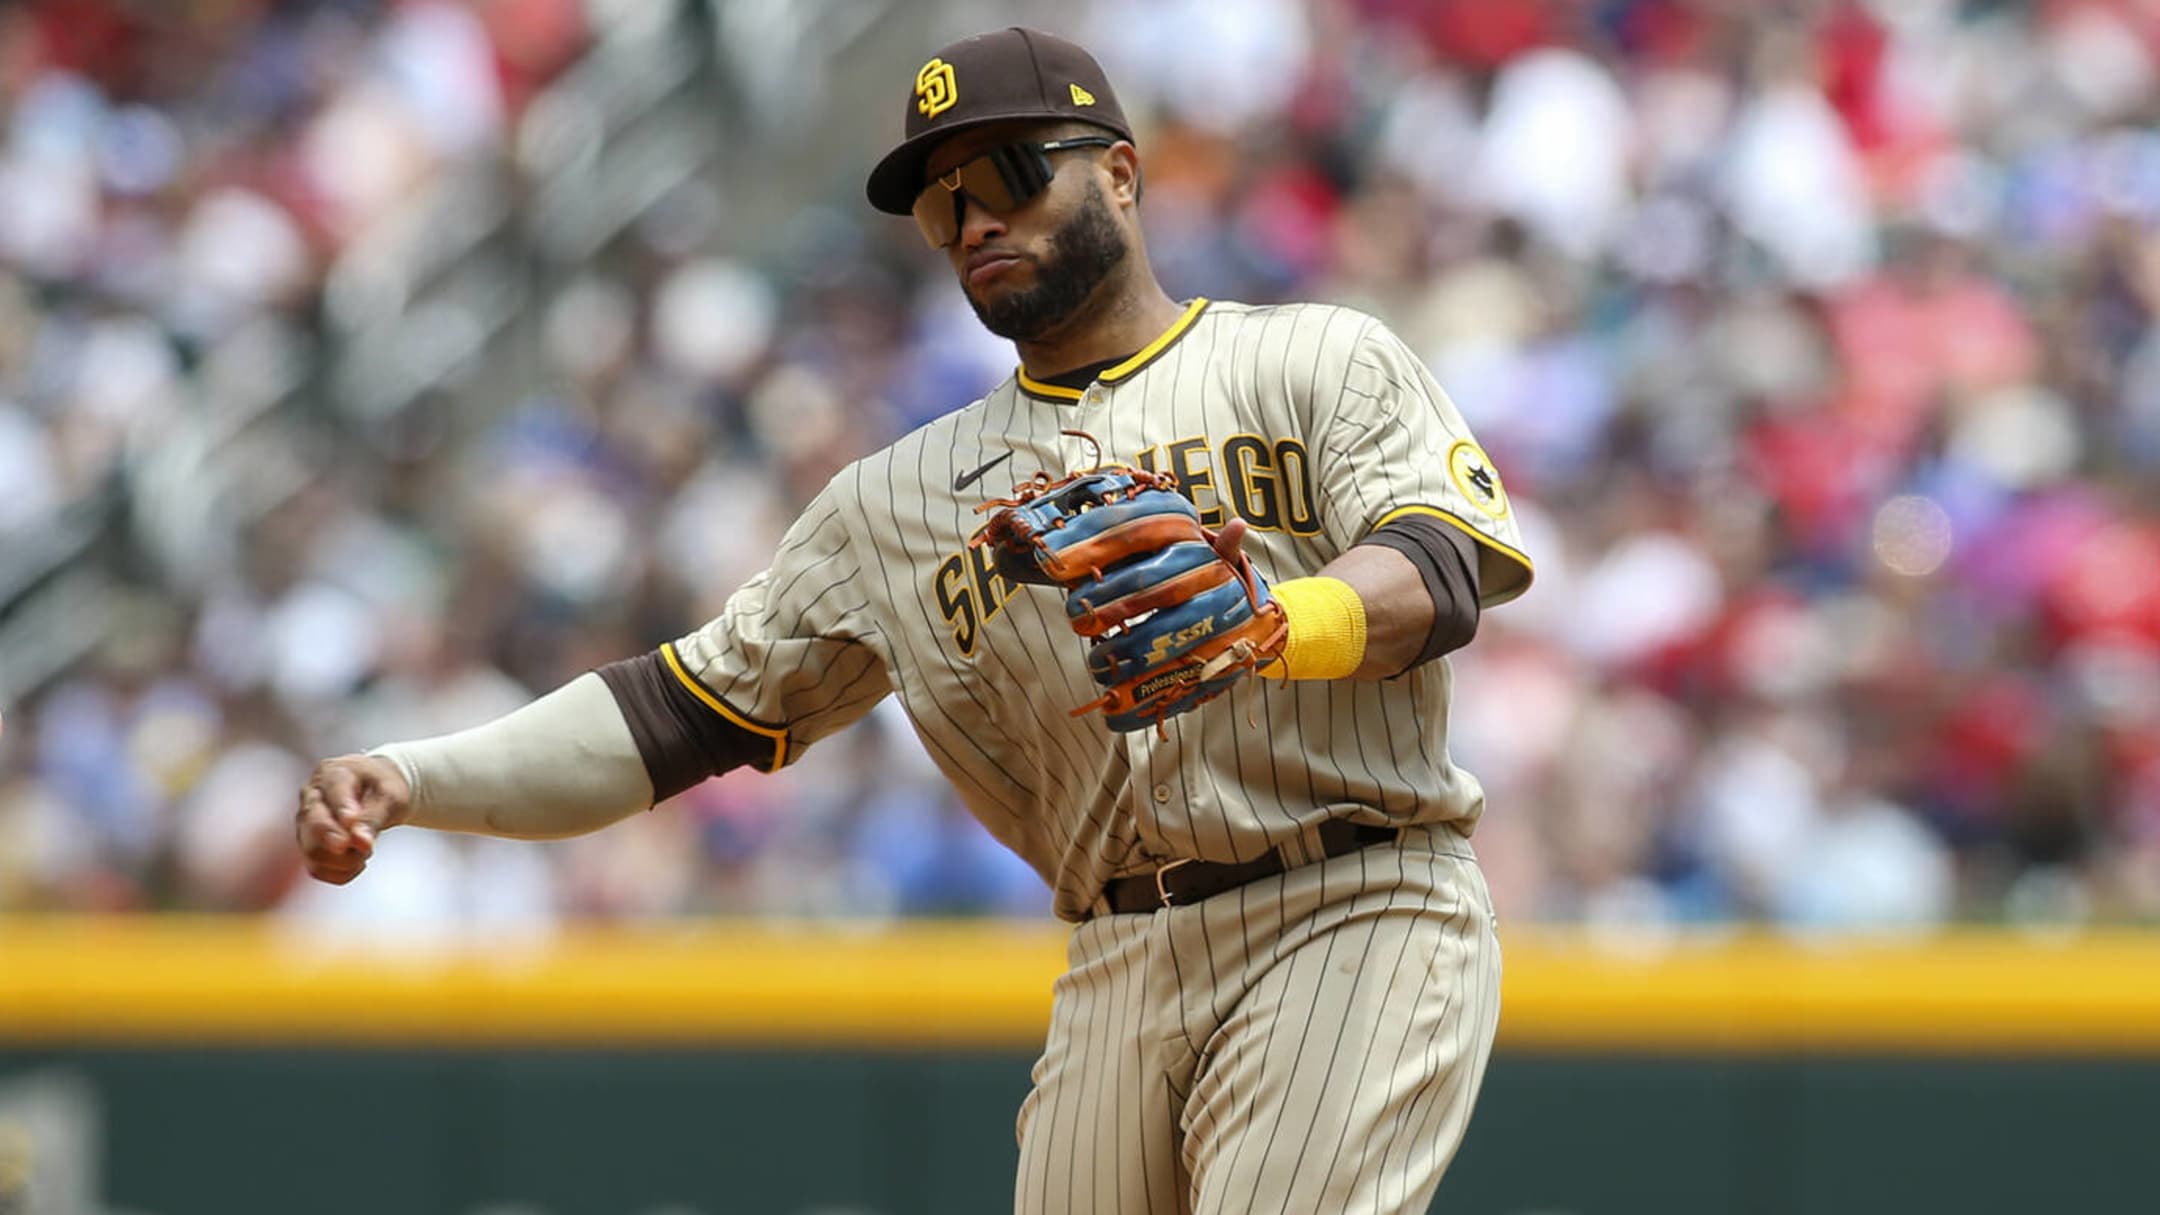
left=1447, top=440, right=1510, bottom=520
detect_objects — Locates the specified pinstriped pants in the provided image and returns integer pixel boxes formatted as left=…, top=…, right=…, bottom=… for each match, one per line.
left=1014, top=823, right=1503, bottom=1215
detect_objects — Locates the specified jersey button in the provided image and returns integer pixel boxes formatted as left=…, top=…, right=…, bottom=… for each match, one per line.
left=1084, top=386, right=1106, bottom=406
left=1151, top=784, right=1171, bottom=804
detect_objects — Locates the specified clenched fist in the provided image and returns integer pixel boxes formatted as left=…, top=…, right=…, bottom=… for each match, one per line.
left=295, top=754, right=412, bottom=885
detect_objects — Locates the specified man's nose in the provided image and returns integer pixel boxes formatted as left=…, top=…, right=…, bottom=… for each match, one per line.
left=957, top=194, right=1008, bottom=249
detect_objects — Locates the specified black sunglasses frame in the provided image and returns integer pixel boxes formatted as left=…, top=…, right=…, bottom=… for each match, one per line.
left=912, top=136, right=1119, bottom=248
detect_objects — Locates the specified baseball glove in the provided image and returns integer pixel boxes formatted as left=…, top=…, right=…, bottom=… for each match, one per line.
left=970, top=435, right=1286, bottom=733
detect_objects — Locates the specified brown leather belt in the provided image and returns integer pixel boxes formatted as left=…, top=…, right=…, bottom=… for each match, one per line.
left=1101, top=820, right=1400, bottom=914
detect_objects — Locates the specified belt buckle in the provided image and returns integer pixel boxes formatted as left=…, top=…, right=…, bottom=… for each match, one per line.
left=1154, top=858, right=1198, bottom=908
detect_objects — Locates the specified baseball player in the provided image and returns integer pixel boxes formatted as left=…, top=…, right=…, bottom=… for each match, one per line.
left=296, top=27, right=1532, bottom=1214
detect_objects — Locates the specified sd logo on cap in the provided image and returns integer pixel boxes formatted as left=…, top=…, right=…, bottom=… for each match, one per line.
left=916, top=58, right=958, bottom=118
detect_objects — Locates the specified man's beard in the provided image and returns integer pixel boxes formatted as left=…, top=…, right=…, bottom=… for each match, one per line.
left=967, top=183, right=1129, bottom=342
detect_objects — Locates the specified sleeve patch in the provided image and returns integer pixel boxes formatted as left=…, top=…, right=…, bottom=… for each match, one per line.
left=1447, top=440, right=1510, bottom=520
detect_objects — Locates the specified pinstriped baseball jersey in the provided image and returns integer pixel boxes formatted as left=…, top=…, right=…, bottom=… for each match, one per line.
left=669, top=297, right=1533, bottom=922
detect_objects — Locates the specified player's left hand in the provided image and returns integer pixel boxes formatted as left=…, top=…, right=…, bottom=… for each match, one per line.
left=972, top=455, right=1285, bottom=732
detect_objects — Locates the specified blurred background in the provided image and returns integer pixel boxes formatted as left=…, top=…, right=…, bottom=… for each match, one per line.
left=1, top=1, right=2158, bottom=1213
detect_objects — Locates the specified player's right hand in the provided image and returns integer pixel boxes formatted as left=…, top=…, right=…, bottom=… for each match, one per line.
left=295, top=754, right=413, bottom=885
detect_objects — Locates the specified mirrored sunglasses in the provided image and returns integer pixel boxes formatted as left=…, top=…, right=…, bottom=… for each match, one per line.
left=911, top=136, right=1117, bottom=249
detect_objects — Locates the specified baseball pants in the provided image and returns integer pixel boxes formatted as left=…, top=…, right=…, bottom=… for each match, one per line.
left=1014, top=822, right=1503, bottom=1215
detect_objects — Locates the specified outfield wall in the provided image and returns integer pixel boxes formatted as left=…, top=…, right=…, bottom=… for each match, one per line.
left=2, top=921, right=2156, bottom=1215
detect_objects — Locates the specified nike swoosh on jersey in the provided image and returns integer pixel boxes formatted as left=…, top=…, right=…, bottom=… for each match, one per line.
left=952, top=450, right=1015, bottom=493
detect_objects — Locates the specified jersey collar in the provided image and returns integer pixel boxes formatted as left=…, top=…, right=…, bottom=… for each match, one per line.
left=1016, top=297, right=1211, bottom=402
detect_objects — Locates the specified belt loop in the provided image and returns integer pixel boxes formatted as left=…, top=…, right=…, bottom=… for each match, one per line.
left=1278, top=821, right=1328, bottom=869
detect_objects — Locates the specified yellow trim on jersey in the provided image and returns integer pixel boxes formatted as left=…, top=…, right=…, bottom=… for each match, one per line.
left=1101, top=297, right=1208, bottom=382
left=1373, top=504, right=1536, bottom=605
left=1015, top=297, right=1211, bottom=401
left=1015, top=368, right=1084, bottom=400
left=661, top=642, right=788, bottom=773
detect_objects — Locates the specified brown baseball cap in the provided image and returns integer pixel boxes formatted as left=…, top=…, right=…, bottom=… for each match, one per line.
left=865, top=27, right=1133, bottom=215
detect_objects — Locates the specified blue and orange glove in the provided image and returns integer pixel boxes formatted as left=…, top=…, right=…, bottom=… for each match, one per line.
left=971, top=451, right=1287, bottom=733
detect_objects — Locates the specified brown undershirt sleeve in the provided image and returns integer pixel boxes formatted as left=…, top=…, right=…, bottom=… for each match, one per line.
left=596, top=649, right=781, bottom=802
left=1354, top=516, right=1483, bottom=674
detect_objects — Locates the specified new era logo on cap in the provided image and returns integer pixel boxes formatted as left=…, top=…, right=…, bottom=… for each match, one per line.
left=1070, top=83, right=1095, bottom=105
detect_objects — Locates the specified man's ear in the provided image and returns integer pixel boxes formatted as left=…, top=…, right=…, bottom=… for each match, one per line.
left=1106, top=140, right=1143, bottom=206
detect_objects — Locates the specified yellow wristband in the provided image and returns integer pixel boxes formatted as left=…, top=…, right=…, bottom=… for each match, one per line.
left=1262, top=576, right=1367, bottom=680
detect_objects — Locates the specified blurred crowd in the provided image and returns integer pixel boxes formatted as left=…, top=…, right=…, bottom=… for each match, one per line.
left=3, top=0, right=2158, bottom=934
